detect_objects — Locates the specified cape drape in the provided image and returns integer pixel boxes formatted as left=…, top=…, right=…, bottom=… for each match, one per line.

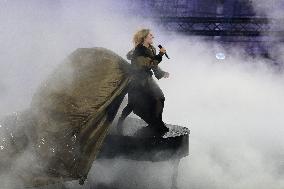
left=0, top=47, right=132, bottom=187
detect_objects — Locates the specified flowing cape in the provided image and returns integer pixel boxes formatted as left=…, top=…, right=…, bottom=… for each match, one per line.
left=0, top=47, right=131, bottom=187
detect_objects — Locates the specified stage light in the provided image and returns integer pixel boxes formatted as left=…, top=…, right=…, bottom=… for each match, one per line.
left=216, top=52, right=226, bottom=60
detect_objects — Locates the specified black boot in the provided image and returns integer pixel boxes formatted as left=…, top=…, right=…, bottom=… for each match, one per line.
left=148, top=121, right=169, bottom=137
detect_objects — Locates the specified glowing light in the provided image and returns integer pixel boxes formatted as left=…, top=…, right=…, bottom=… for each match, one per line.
left=216, top=52, right=226, bottom=60
left=0, top=146, right=4, bottom=150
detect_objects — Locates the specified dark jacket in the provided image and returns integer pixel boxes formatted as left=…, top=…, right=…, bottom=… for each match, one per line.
left=126, top=43, right=166, bottom=80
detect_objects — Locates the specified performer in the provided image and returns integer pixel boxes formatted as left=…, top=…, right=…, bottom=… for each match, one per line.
left=0, top=29, right=171, bottom=186
left=117, top=28, right=170, bottom=136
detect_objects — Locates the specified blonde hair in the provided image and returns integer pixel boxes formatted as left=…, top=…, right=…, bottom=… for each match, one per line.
left=132, top=28, right=150, bottom=47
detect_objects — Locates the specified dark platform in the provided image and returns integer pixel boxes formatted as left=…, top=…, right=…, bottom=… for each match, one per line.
left=92, top=117, right=190, bottom=189
left=34, top=117, right=190, bottom=189
left=97, top=117, right=190, bottom=162
left=98, top=118, right=190, bottom=161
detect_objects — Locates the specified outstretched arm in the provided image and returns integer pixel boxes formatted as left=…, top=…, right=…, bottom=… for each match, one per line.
left=152, top=65, right=166, bottom=80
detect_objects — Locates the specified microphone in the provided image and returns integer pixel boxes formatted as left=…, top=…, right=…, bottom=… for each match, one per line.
left=158, top=44, right=170, bottom=59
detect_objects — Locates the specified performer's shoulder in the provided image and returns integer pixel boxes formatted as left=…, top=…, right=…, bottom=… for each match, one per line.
left=126, top=49, right=134, bottom=60
left=134, top=43, right=146, bottom=51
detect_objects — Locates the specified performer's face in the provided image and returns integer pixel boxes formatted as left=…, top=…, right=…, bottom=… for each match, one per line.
left=144, top=32, right=154, bottom=45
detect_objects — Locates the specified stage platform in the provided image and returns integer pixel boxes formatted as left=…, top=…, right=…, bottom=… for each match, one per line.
left=98, top=117, right=190, bottom=162
left=92, top=117, right=190, bottom=189
left=36, top=117, right=190, bottom=189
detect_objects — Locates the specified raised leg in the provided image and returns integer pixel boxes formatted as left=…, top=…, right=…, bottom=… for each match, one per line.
left=117, top=103, right=133, bottom=135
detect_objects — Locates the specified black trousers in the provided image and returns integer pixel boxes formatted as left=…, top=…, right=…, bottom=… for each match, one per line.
left=118, top=75, right=166, bottom=130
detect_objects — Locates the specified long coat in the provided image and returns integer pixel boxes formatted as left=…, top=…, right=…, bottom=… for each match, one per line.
left=126, top=43, right=167, bottom=129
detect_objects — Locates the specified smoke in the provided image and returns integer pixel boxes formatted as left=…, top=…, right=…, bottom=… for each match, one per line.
left=249, top=0, right=284, bottom=63
left=0, top=0, right=284, bottom=189
left=160, top=41, right=284, bottom=189
left=250, top=0, right=284, bottom=19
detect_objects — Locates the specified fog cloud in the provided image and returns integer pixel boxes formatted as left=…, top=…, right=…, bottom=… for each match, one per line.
left=0, top=1, right=283, bottom=189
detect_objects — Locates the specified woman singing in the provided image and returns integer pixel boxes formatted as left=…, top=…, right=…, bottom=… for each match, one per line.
left=117, top=28, right=170, bottom=136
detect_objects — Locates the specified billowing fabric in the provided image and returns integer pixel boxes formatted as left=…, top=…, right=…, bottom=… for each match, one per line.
left=0, top=45, right=168, bottom=187
left=0, top=47, right=131, bottom=187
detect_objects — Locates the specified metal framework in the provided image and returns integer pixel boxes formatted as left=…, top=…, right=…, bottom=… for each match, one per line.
left=124, top=0, right=284, bottom=61
left=129, top=0, right=256, bottom=17
left=153, top=17, right=284, bottom=37
left=126, top=0, right=283, bottom=37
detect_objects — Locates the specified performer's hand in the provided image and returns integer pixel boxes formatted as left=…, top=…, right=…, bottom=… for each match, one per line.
left=163, top=72, right=170, bottom=78
left=159, top=47, right=166, bottom=54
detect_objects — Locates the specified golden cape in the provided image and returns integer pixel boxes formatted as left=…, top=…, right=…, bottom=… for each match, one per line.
left=0, top=47, right=131, bottom=187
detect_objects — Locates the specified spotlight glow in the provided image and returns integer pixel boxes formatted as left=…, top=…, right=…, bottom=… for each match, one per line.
left=216, top=52, right=226, bottom=60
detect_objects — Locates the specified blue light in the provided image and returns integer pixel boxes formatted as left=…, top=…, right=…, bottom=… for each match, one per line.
left=216, top=52, right=226, bottom=60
